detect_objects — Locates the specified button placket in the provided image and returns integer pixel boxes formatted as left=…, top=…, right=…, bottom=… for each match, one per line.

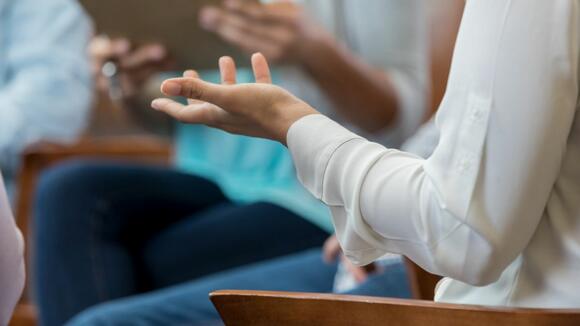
left=468, top=99, right=487, bottom=125
left=445, top=92, right=492, bottom=219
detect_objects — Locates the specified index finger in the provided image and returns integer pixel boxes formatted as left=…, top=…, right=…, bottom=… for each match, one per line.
left=161, top=77, right=228, bottom=108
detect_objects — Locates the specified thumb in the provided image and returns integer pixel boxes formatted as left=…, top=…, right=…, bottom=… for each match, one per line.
left=161, top=77, right=228, bottom=106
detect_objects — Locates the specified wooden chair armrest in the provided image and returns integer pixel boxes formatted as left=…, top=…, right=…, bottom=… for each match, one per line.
left=9, top=303, right=37, bottom=326
left=19, top=136, right=172, bottom=163
left=210, top=290, right=580, bottom=326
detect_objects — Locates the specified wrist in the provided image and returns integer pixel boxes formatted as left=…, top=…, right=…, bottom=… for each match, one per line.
left=274, top=101, right=318, bottom=146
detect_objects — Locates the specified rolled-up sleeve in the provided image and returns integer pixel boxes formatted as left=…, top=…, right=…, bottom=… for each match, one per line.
left=0, top=173, right=24, bottom=325
left=0, top=0, right=92, bottom=170
left=288, top=0, right=579, bottom=286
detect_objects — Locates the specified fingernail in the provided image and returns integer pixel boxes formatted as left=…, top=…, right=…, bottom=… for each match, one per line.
left=151, top=99, right=162, bottom=110
left=219, top=56, right=232, bottom=65
left=162, top=81, right=182, bottom=96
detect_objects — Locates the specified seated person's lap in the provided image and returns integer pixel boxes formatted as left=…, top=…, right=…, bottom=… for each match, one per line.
left=34, top=160, right=328, bottom=325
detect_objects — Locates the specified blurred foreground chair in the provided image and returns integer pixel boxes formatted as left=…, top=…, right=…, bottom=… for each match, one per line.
left=9, top=136, right=172, bottom=326
left=210, top=288, right=580, bottom=326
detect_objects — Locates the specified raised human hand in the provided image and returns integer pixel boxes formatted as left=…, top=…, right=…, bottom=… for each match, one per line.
left=90, top=36, right=172, bottom=100
left=199, top=0, right=329, bottom=64
left=151, top=53, right=318, bottom=144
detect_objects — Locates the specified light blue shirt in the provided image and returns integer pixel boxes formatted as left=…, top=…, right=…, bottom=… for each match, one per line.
left=0, top=0, right=92, bottom=183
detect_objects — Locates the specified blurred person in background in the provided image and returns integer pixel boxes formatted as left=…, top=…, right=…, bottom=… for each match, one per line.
left=33, top=0, right=429, bottom=325
left=0, top=0, right=92, bottom=197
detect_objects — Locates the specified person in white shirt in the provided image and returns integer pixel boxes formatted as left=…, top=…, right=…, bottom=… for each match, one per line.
left=153, top=0, right=580, bottom=308
left=0, top=172, right=24, bottom=325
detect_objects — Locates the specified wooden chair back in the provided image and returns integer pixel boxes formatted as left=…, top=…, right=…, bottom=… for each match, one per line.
left=210, top=290, right=580, bottom=326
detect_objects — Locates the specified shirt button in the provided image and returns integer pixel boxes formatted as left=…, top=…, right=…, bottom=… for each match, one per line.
left=469, top=106, right=485, bottom=123
left=456, top=156, right=474, bottom=174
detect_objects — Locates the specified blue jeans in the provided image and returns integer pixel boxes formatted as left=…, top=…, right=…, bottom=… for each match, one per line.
left=67, top=248, right=411, bottom=326
left=33, top=161, right=329, bottom=326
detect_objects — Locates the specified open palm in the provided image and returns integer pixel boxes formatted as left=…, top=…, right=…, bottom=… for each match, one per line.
left=151, top=53, right=318, bottom=144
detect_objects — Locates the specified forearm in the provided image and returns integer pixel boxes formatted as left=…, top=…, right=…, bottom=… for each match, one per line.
left=299, top=37, right=400, bottom=133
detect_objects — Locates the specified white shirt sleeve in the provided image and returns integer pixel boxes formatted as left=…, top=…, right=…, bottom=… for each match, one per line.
left=0, top=172, right=24, bottom=325
left=288, top=0, right=579, bottom=286
left=0, top=0, right=92, bottom=172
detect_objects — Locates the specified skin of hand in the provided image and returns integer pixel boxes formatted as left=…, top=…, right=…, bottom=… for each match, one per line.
left=198, top=0, right=329, bottom=64
left=323, top=235, right=379, bottom=284
left=89, top=36, right=173, bottom=100
left=151, top=53, right=318, bottom=144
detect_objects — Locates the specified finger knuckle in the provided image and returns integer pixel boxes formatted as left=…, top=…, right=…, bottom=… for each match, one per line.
left=186, top=82, right=204, bottom=100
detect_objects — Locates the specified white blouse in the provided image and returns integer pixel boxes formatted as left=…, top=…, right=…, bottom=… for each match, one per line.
left=0, top=172, right=24, bottom=324
left=287, top=0, right=580, bottom=308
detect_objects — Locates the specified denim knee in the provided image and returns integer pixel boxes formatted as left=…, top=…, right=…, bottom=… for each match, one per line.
left=34, top=160, right=110, bottom=226
left=36, top=159, right=104, bottom=200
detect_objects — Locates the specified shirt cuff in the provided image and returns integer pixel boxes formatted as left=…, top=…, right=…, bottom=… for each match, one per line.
left=287, top=114, right=362, bottom=200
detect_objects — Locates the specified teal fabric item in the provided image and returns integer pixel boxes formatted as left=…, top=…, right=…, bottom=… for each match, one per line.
left=174, top=69, right=332, bottom=232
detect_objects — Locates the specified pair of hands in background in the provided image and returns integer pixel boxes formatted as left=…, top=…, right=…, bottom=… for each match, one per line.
left=92, top=0, right=326, bottom=142
left=91, top=0, right=325, bottom=102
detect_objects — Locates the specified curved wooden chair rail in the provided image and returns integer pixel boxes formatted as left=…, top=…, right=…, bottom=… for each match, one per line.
left=210, top=290, right=580, bottom=326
